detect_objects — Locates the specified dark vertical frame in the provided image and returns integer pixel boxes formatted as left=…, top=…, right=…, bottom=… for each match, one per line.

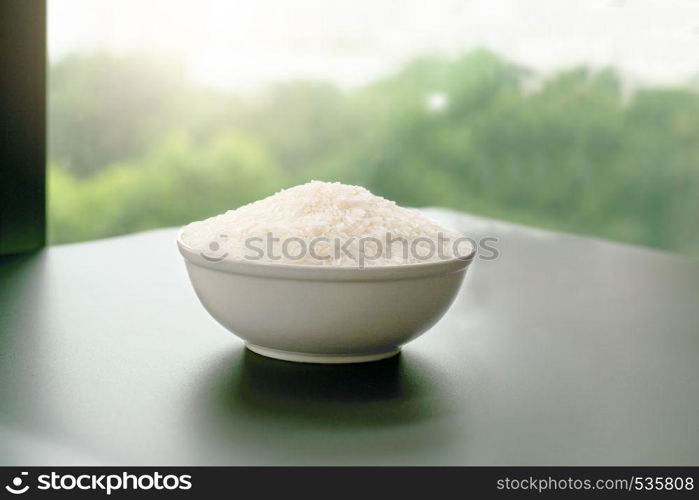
left=0, top=0, right=47, bottom=254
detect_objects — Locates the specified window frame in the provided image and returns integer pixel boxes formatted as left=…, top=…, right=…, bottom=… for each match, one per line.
left=0, top=0, right=46, bottom=254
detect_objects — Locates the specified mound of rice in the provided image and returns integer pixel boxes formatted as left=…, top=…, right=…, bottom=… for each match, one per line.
left=181, top=181, right=471, bottom=266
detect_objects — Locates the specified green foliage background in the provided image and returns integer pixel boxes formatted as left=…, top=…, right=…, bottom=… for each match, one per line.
left=49, top=50, right=699, bottom=256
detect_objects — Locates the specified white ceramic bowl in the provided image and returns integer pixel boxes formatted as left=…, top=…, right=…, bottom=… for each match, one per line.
left=177, top=231, right=475, bottom=364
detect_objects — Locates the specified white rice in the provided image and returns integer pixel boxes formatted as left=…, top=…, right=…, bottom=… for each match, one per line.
left=181, top=181, right=471, bottom=266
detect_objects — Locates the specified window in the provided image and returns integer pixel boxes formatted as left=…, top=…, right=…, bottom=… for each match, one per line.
left=47, top=0, right=699, bottom=257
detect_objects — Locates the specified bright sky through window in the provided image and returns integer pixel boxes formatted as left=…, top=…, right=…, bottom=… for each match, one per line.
left=49, top=0, right=699, bottom=90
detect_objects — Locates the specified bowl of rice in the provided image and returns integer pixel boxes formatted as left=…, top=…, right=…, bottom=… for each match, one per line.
left=177, top=181, right=475, bottom=364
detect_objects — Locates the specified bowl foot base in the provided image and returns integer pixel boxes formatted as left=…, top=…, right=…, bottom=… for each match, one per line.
left=245, top=343, right=400, bottom=364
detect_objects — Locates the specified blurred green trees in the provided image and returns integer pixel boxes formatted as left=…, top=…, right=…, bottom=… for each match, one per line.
left=48, top=51, right=699, bottom=256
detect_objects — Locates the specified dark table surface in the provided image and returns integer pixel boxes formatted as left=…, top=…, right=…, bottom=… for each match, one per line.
left=1, top=210, right=698, bottom=465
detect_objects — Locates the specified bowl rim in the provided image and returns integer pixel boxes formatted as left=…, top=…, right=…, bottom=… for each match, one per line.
left=176, top=228, right=475, bottom=281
